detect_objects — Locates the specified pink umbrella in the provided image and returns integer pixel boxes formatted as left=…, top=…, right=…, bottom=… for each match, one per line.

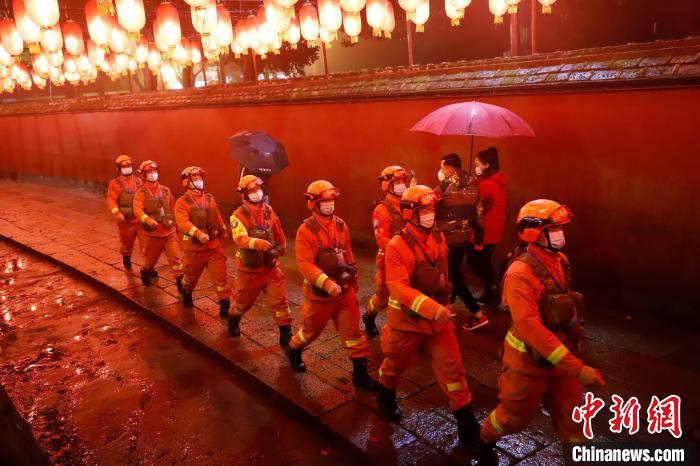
left=410, top=101, right=535, bottom=174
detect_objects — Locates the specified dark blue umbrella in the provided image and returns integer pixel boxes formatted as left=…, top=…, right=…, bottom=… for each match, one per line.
left=228, top=130, right=289, bottom=177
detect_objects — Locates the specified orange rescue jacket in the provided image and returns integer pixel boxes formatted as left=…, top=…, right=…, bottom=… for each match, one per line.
left=106, top=175, right=141, bottom=222
left=133, top=182, right=176, bottom=237
left=230, top=202, right=286, bottom=273
left=502, top=244, right=585, bottom=377
left=175, top=190, right=226, bottom=251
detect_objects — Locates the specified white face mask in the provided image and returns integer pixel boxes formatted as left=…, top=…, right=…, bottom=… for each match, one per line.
left=545, top=230, right=566, bottom=250
left=437, top=170, right=446, bottom=182
left=392, top=183, right=406, bottom=196
left=146, top=172, right=158, bottom=182
left=248, top=189, right=263, bottom=204
left=474, top=166, right=483, bottom=177
left=419, top=212, right=435, bottom=229
left=120, top=167, right=133, bottom=176
left=319, top=201, right=335, bottom=216
left=190, top=180, right=204, bottom=190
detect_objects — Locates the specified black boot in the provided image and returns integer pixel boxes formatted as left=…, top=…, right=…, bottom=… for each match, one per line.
left=352, top=358, right=378, bottom=391
left=453, top=405, right=481, bottom=447
left=176, top=275, right=184, bottom=295
left=227, top=315, right=241, bottom=337
left=362, top=313, right=379, bottom=337
left=182, top=291, right=194, bottom=308
left=122, top=255, right=132, bottom=269
left=285, top=347, right=306, bottom=372
left=278, top=325, right=292, bottom=347
left=140, top=269, right=152, bottom=286
left=219, top=298, right=230, bottom=317
left=376, top=384, right=402, bottom=421
left=474, top=438, right=498, bottom=466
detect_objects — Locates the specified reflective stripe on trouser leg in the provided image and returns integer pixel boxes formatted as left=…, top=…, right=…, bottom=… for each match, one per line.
left=183, top=251, right=206, bottom=292
left=333, top=292, right=369, bottom=359
left=206, top=247, right=230, bottom=299
left=265, top=268, right=291, bottom=326
left=378, top=326, right=422, bottom=389
left=163, top=233, right=184, bottom=277
left=118, top=221, right=139, bottom=256
left=233, top=270, right=266, bottom=314
left=142, top=236, right=165, bottom=269
left=289, top=300, right=335, bottom=350
left=428, top=328, right=472, bottom=411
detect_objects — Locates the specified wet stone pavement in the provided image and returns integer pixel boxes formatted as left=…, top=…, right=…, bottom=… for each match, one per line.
left=1, top=180, right=699, bottom=465
left=0, top=241, right=362, bottom=465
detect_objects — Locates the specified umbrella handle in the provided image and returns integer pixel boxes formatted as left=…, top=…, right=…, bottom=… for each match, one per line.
left=468, top=135, right=474, bottom=178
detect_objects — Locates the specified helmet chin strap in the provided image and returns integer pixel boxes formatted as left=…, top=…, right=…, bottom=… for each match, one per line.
left=410, top=211, right=430, bottom=231
left=540, top=229, right=559, bottom=251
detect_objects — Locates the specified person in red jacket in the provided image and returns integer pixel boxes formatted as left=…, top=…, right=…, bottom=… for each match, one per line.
left=174, top=166, right=230, bottom=316
left=362, top=165, right=408, bottom=337
left=106, top=155, right=143, bottom=270
left=376, top=185, right=481, bottom=448
left=285, top=180, right=377, bottom=391
left=476, top=199, right=605, bottom=464
left=465, top=148, right=507, bottom=327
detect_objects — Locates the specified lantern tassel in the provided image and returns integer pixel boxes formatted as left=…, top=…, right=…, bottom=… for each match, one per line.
left=284, top=6, right=295, bottom=18
left=493, top=15, right=503, bottom=24
left=128, top=32, right=141, bottom=42
left=351, top=36, right=359, bottom=43
left=372, top=27, right=382, bottom=37
left=234, top=53, right=241, bottom=59
left=415, top=24, right=424, bottom=33
left=383, top=31, right=391, bottom=39
left=96, top=0, right=116, bottom=16
left=542, top=5, right=552, bottom=14
left=451, top=18, right=460, bottom=27
left=508, top=6, right=518, bottom=14
left=291, top=43, right=297, bottom=49
left=29, top=43, right=41, bottom=54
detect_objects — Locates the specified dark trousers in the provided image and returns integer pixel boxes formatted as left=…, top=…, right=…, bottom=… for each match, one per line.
left=466, top=244, right=497, bottom=296
left=447, top=244, right=480, bottom=313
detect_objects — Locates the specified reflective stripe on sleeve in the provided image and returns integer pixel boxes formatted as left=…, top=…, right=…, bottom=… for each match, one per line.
left=345, top=336, right=366, bottom=348
left=248, top=238, right=257, bottom=249
left=315, top=273, right=329, bottom=289
left=188, top=226, right=198, bottom=236
left=296, top=329, right=307, bottom=345
left=388, top=298, right=401, bottom=309
left=546, top=344, right=569, bottom=365
left=505, top=331, right=527, bottom=353
left=140, top=214, right=149, bottom=222
left=172, top=264, right=183, bottom=271
left=410, top=294, right=428, bottom=314
left=111, top=207, right=120, bottom=214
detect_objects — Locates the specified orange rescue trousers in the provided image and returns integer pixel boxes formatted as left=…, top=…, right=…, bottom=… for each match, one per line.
left=141, top=232, right=184, bottom=278
left=117, top=221, right=143, bottom=257
left=366, top=253, right=389, bottom=316
left=232, top=265, right=292, bottom=326
left=480, top=365, right=584, bottom=443
left=379, top=324, right=472, bottom=411
left=289, top=289, right=369, bottom=360
left=182, top=245, right=231, bottom=300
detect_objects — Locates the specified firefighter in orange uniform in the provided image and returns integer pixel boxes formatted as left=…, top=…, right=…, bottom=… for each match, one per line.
left=362, top=166, right=408, bottom=337
left=477, top=200, right=605, bottom=464
left=376, top=185, right=480, bottom=446
left=133, top=160, right=184, bottom=293
left=174, top=167, right=231, bottom=315
left=285, top=180, right=377, bottom=391
left=106, top=155, right=143, bottom=269
left=228, top=175, right=293, bottom=346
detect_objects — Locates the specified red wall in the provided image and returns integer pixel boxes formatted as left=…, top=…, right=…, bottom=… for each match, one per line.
left=1, top=88, right=699, bottom=312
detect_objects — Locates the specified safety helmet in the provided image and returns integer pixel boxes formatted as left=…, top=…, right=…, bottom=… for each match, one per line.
left=304, top=180, right=340, bottom=210
left=378, top=166, right=408, bottom=194
left=400, top=185, right=441, bottom=222
left=139, top=160, right=158, bottom=179
left=237, top=175, right=263, bottom=193
left=180, top=166, right=205, bottom=187
left=115, top=155, right=132, bottom=166
left=517, top=199, right=573, bottom=243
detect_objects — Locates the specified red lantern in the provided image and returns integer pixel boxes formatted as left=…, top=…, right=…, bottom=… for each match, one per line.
left=233, top=19, right=249, bottom=50
left=134, top=36, right=148, bottom=65
left=318, top=0, right=342, bottom=40
left=156, top=1, right=181, bottom=49
left=299, top=2, right=319, bottom=47
left=244, top=15, right=260, bottom=51
left=116, top=0, right=146, bottom=39
left=257, top=5, right=276, bottom=47
left=489, top=0, right=508, bottom=23
left=538, top=0, right=557, bottom=14
left=24, top=0, right=60, bottom=30
left=85, top=0, right=112, bottom=48
left=398, top=0, right=419, bottom=22
left=342, top=11, right=361, bottom=43
left=0, top=19, right=24, bottom=56
left=285, top=16, right=300, bottom=49
left=366, top=0, right=387, bottom=37
left=191, top=1, right=217, bottom=36
left=13, top=0, right=41, bottom=54
left=40, top=22, right=62, bottom=53
left=413, top=0, right=429, bottom=32
left=382, top=1, right=395, bottom=37
left=264, top=0, right=289, bottom=34
left=109, top=16, right=129, bottom=53
left=87, top=38, right=106, bottom=65
left=63, top=20, right=85, bottom=56
left=215, top=4, right=234, bottom=53
left=272, top=0, right=299, bottom=19
left=32, top=51, right=50, bottom=75
left=505, top=0, right=520, bottom=14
